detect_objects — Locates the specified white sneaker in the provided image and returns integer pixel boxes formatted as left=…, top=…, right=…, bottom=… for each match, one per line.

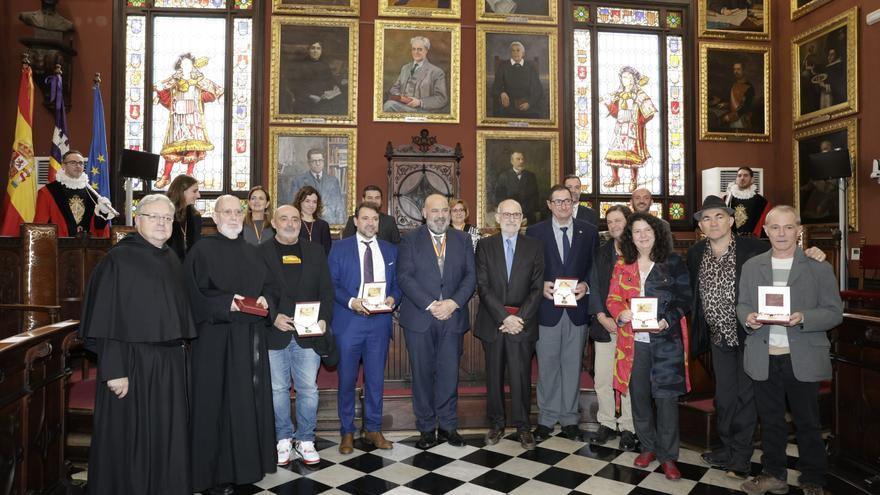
left=293, top=440, right=320, bottom=465
left=276, top=438, right=292, bottom=466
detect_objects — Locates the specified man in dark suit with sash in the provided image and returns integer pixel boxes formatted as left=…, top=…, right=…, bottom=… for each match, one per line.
left=398, top=193, right=476, bottom=449
left=476, top=199, right=544, bottom=450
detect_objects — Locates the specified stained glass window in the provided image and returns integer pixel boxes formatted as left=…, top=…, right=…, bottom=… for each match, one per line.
left=573, top=30, right=593, bottom=194
left=597, top=31, right=662, bottom=195
left=230, top=19, right=253, bottom=192
left=120, top=1, right=257, bottom=200
left=667, top=36, right=685, bottom=196
left=596, top=7, right=660, bottom=27
left=153, top=0, right=226, bottom=8
left=569, top=3, right=691, bottom=224
left=600, top=201, right=662, bottom=219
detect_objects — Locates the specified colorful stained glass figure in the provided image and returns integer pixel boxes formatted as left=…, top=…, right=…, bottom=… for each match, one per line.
left=230, top=18, right=252, bottom=191
left=153, top=0, right=226, bottom=7
left=667, top=11, right=682, bottom=29
left=573, top=6, right=590, bottom=23
left=573, top=30, right=592, bottom=194
left=151, top=16, right=227, bottom=191
left=596, top=6, right=660, bottom=27
left=597, top=32, right=661, bottom=195
left=669, top=202, right=685, bottom=221
left=666, top=36, right=685, bottom=196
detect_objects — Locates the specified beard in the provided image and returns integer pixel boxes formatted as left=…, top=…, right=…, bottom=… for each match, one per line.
left=426, top=217, right=449, bottom=235
left=217, top=223, right=243, bottom=239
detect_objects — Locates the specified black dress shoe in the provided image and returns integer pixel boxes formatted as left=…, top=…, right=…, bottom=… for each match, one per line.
left=416, top=430, right=437, bottom=449
left=206, top=483, right=234, bottom=495
left=700, top=450, right=729, bottom=469
left=438, top=429, right=464, bottom=446
left=590, top=425, right=618, bottom=444
left=533, top=424, right=553, bottom=442
left=619, top=430, right=638, bottom=452
left=484, top=427, right=504, bottom=446
left=518, top=429, right=536, bottom=450
left=561, top=424, right=585, bottom=441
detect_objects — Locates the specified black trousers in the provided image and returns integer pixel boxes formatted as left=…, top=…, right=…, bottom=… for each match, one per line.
left=482, top=336, right=534, bottom=431
left=754, top=354, right=827, bottom=486
left=711, top=343, right=756, bottom=470
left=630, top=341, right=679, bottom=462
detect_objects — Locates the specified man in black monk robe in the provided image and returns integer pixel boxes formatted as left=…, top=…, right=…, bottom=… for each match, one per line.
left=80, top=194, right=196, bottom=495
left=186, top=195, right=276, bottom=495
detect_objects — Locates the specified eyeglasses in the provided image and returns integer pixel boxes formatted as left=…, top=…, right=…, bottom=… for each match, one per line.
left=451, top=208, right=466, bottom=213
left=64, top=160, right=85, bottom=166
left=216, top=209, right=243, bottom=217
left=139, top=213, right=173, bottom=223
left=308, top=158, right=324, bottom=163
left=500, top=212, right=523, bottom=220
left=548, top=199, right=573, bottom=206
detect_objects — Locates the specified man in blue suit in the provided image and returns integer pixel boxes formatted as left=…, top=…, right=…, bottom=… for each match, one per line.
left=329, top=202, right=401, bottom=456
left=398, top=193, right=476, bottom=449
left=526, top=185, right=599, bottom=442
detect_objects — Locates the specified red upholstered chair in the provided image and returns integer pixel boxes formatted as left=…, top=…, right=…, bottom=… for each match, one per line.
left=841, top=245, right=880, bottom=308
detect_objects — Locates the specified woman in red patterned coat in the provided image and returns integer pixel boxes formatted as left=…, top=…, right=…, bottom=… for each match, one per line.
left=606, top=212, right=691, bottom=481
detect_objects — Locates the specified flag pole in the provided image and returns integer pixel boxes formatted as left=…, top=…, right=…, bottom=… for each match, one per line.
left=94, top=70, right=134, bottom=226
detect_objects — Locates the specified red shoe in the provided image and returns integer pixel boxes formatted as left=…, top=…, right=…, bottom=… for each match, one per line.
left=633, top=451, right=656, bottom=468
left=662, top=460, right=681, bottom=480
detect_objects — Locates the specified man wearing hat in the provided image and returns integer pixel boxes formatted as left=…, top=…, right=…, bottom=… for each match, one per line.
left=687, top=196, right=825, bottom=478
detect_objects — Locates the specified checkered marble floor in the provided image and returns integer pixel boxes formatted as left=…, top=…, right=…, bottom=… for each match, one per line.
left=193, top=428, right=847, bottom=495
left=71, top=427, right=850, bottom=494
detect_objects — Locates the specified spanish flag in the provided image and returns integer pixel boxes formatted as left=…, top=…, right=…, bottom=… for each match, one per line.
left=0, top=63, right=37, bottom=236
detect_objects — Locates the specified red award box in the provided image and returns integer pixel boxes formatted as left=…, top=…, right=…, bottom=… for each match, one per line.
left=234, top=296, right=268, bottom=317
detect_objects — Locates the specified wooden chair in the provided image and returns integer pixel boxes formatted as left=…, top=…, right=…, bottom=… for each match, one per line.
left=841, top=244, right=880, bottom=308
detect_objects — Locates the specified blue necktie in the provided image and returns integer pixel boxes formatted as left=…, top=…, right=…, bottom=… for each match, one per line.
left=560, top=226, right=570, bottom=265
left=505, top=238, right=514, bottom=282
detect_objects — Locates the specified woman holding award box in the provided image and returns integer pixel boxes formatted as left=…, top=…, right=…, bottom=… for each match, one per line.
left=606, top=212, right=691, bottom=481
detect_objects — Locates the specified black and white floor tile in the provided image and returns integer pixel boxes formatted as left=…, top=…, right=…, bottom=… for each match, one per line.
left=77, top=428, right=851, bottom=494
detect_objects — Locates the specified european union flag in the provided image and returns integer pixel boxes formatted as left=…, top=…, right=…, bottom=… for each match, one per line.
left=87, top=84, right=111, bottom=202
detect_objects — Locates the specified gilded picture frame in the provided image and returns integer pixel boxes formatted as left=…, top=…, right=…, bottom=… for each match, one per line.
left=268, top=127, right=358, bottom=229
left=476, top=0, right=558, bottom=25
left=270, top=16, right=358, bottom=125
left=792, top=117, right=858, bottom=230
left=699, top=42, right=771, bottom=142
left=477, top=24, right=557, bottom=128
left=791, top=0, right=834, bottom=21
left=377, top=0, right=461, bottom=19
left=791, top=7, right=858, bottom=129
left=271, top=0, right=360, bottom=17
left=698, top=0, right=770, bottom=40
left=476, top=130, right=559, bottom=229
left=373, top=20, right=460, bottom=123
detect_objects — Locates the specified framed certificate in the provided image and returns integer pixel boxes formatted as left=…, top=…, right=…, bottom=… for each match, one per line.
left=757, top=286, right=790, bottom=324
left=293, top=301, right=324, bottom=337
left=553, top=278, right=578, bottom=308
left=362, top=281, right=393, bottom=314
left=631, top=297, right=659, bottom=331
